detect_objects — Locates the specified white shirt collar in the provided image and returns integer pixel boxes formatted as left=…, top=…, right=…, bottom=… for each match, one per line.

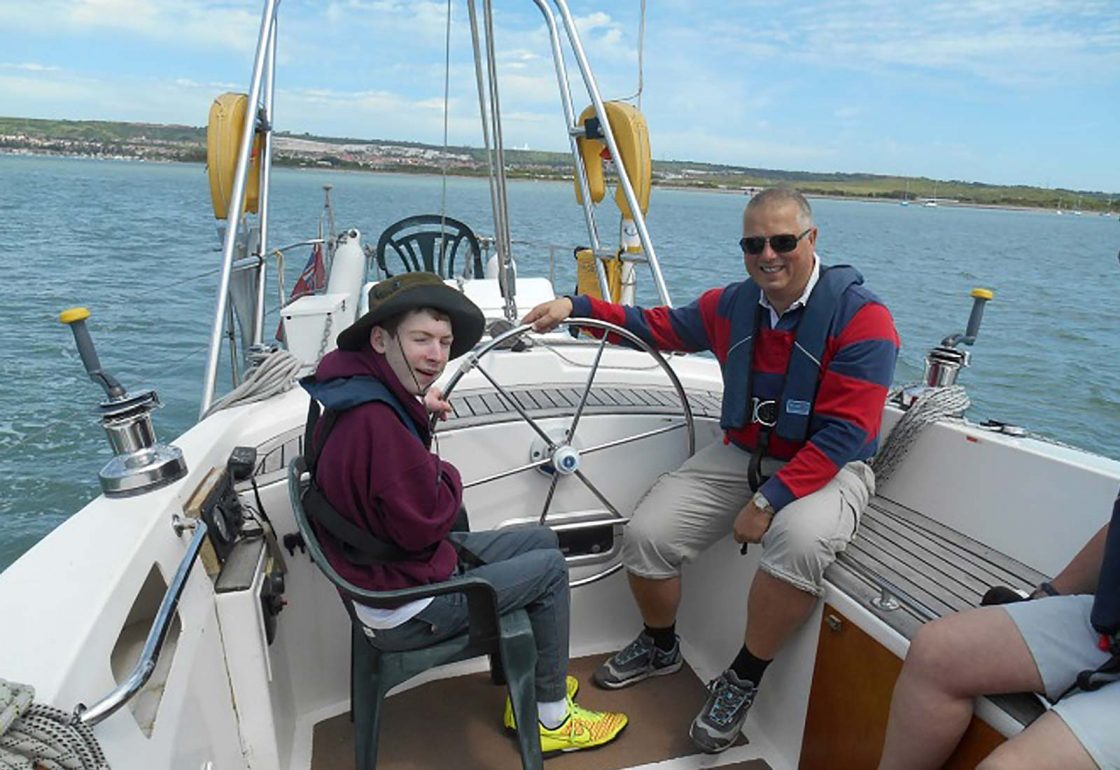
left=758, top=253, right=821, bottom=327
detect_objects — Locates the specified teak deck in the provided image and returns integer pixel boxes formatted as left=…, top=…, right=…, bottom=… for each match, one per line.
left=311, top=655, right=772, bottom=770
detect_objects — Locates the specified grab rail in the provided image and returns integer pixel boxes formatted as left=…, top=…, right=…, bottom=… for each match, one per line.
left=72, top=519, right=209, bottom=726
left=542, top=0, right=673, bottom=307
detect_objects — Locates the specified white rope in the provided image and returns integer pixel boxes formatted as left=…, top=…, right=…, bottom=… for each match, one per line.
left=0, top=680, right=108, bottom=770
left=202, top=347, right=304, bottom=418
left=871, top=385, right=971, bottom=486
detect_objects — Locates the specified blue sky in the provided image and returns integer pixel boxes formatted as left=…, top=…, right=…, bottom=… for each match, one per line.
left=1, top=0, right=1118, bottom=192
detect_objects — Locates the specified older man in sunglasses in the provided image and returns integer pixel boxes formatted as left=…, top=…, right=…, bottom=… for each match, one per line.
left=523, top=186, right=899, bottom=753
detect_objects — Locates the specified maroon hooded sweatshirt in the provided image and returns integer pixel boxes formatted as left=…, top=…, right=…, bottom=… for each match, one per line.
left=310, top=345, right=461, bottom=591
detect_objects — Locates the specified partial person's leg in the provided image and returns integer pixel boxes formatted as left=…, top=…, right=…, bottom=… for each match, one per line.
left=878, top=607, right=1044, bottom=770
left=747, top=461, right=872, bottom=663
left=458, top=527, right=629, bottom=751
left=743, top=570, right=817, bottom=659
left=622, top=440, right=758, bottom=623
left=454, top=527, right=570, bottom=702
left=596, top=441, right=754, bottom=689
left=627, top=572, right=680, bottom=628
left=977, top=711, right=1096, bottom=770
left=689, top=461, right=873, bottom=754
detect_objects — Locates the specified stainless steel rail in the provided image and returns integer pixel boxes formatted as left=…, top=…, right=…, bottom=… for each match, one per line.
left=73, top=520, right=209, bottom=726
left=530, top=0, right=608, bottom=299
left=200, top=0, right=278, bottom=417
left=252, top=16, right=279, bottom=348
left=834, top=549, right=938, bottom=622
left=546, top=0, right=673, bottom=307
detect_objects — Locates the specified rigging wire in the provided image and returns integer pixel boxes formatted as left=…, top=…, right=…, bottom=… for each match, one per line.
left=439, top=0, right=453, bottom=258
left=617, top=0, right=646, bottom=108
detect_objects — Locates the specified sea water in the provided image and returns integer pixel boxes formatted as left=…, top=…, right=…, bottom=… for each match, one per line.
left=1, top=154, right=1118, bottom=571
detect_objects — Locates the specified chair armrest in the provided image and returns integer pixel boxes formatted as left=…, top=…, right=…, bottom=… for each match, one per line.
left=288, top=457, right=503, bottom=641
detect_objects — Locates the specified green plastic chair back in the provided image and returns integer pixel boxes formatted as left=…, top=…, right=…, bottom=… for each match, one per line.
left=288, top=456, right=542, bottom=769
left=375, top=214, right=485, bottom=279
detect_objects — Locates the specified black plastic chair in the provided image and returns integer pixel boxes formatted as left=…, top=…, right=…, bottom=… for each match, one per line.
left=287, top=457, right=543, bottom=769
left=375, top=214, right=484, bottom=279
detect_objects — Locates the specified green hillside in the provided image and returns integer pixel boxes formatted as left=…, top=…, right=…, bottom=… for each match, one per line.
left=1, top=116, right=1114, bottom=211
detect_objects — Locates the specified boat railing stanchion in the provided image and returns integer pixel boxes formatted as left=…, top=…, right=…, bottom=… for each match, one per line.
left=871, top=584, right=901, bottom=612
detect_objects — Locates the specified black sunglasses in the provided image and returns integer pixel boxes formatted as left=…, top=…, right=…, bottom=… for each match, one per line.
left=739, top=227, right=813, bottom=256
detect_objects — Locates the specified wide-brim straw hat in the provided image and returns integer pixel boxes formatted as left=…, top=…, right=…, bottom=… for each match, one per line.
left=336, top=272, right=485, bottom=359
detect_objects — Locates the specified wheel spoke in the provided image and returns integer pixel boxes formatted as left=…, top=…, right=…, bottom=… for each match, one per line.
left=463, top=455, right=553, bottom=489
left=438, top=318, right=696, bottom=533
left=567, top=335, right=607, bottom=440
left=573, top=469, right=620, bottom=518
left=539, top=472, right=561, bottom=525
left=579, top=421, right=687, bottom=456
left=473, top=362, right=557, bottom=449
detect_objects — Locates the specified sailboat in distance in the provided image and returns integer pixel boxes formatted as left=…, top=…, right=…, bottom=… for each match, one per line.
left=924, top=180, right=939, bottom=207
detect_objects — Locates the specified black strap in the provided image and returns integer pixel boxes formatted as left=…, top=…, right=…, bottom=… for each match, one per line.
left=1055, top=644, right=1120, bottom=702
left=452, top=540, right=487, bottom=569
left=303, top=484, right=420, bottom=565
left=748, top=425, right=771, bottom=492
left=746, top=301, right=771, bottom=492
left=302, top=393, right=423, bottom=565
left=1076, top=653, right=1120, bottom=692
left=304, top=397, right=339, bottom=479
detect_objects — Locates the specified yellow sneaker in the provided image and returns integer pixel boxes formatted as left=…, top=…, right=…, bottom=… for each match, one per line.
left=538, top=699, right=628, bottom=755
left=503, top=675, right=579, bottom=730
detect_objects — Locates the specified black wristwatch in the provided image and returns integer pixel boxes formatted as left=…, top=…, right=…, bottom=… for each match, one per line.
left=1029, top=581, right=1060, bottom=600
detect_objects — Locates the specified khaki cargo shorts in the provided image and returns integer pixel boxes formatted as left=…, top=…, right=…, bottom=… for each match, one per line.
left=621, top=439, right=875, bottom=596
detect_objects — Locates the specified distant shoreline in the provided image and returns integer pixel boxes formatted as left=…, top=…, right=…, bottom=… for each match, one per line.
left=2, top=147, right=1113, bottom=218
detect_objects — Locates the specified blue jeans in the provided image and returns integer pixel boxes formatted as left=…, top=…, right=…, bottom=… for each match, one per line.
left=362, top=525, right=570, bottom=702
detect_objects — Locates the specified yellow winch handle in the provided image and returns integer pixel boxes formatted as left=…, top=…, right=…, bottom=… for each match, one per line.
left=59, top=307, right=91, bottom=325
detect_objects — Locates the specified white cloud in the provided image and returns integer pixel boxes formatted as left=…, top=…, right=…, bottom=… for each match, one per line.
left=0, top=0, right=261, bottom=52
left=765, top=0, right=1120, bottom=88
left=0, top=0, right=1115, bottom=189
left=1, top=62, right=62, bottom=72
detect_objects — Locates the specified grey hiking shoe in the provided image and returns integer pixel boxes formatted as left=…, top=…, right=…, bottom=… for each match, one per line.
left=689, top=669, right=757, bottom=753
left=592, top=632, right=682, bottom=689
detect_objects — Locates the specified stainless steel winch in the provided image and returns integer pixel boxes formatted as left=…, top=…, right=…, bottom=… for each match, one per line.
left=60, top=307, right=188, bottom=496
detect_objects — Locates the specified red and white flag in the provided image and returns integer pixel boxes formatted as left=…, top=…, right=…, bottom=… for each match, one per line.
left=276, top=242, right=326, bottom=340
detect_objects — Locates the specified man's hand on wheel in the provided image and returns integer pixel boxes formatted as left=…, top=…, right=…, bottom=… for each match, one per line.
left=522, top=297, right=574, bottom=333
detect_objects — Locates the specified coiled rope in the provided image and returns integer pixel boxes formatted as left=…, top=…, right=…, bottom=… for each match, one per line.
left=201, top=347, right=305, bottom=419
left=871, top=385, right=971, bottom=486
left=0, top=680, right=108, bottom=770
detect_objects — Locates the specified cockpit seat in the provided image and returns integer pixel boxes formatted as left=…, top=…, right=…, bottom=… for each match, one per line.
left=375, top=214, right=484, bottom=280
left=287, top=456, right=543, bottom=769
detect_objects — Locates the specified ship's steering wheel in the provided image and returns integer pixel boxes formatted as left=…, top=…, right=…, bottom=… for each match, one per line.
left=436, top=318, right=695, bottom=530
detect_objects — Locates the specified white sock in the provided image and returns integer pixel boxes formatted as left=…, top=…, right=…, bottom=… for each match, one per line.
left=537, top=698, right=569, bottom=729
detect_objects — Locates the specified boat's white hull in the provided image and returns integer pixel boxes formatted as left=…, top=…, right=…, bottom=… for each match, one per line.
left=2, top=340, right=1117, bottom=769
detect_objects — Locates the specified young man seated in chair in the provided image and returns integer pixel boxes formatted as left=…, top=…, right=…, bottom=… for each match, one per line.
left=302, top=272, right=628, bottom=754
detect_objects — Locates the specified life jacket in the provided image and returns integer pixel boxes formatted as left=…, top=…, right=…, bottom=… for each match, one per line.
left=719, top=264, right=864, bottom=443
left=1057, top=491, right=1120, bottom=698
left=1091, top=493, right=1120, bottom=647
left=299, top=374, right=429, bottom=565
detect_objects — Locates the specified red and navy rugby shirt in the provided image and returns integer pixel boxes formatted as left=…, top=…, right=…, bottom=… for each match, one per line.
left=569, top=283, right=899, bottom=512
